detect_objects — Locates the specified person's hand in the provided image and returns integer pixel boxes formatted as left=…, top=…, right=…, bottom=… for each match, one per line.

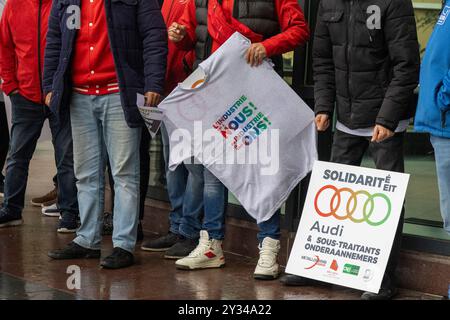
left=371, top=125, right=394, bottom=143
left=245, top=43, right=267, bottom=67
left=315, top=114, right=330, bottom=131
left=168, top=22, right=187, bottom=43
left=144, top=92, right=161, bottom=107
left=45, top=92, right=52, bottom=107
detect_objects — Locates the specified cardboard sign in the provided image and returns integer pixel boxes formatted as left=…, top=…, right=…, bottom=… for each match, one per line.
left=286, top=161, right=410, bottom=293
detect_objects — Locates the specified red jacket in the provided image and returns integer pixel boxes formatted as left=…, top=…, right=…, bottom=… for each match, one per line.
left=71, top=0, right=119, bottom=95
left=162, top=0, right=195, bottom=94
left=177, top=0, right=309, bottom=57
left=0, top=0, right=52, bottom=104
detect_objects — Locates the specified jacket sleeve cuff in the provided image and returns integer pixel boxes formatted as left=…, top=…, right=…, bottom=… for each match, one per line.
left=314, top=104, right=334, bottom=117
left=1, top=81, right=19, bottom=96
left=43, top=86, right=53, bottom=97
left=144, top=84, right=164, bottom=95
left=375, top=118, right=397, bottom=132
left=261, top=41, right=275, bottom=58
left=376, top=98, right=404, bottom=131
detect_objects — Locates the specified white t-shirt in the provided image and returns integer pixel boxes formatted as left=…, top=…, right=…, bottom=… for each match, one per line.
left=336, top=119, right=410, bottom=137
left=159, top=32, right=317, bottom=223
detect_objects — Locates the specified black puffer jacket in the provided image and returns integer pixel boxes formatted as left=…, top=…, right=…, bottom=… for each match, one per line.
left=313, top=0, right=420, bottom=131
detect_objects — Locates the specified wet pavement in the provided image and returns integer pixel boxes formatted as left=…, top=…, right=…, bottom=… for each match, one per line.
left=0, top=142, right=443, bottom=300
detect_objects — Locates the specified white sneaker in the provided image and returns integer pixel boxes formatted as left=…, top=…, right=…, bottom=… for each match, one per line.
left=254, top=237, right=281, bottom=280
left=175, top=230, right=225, bottom=270
left=41, top=203, right=61, bottom=217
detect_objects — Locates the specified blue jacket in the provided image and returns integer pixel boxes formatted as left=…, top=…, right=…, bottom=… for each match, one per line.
left=43, top=0, right=168, bottom=127
left=415, top=2, right=450, bottom=138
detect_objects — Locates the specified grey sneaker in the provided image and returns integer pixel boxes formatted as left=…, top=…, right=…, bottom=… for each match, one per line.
left=164, top=237, right=199, bottom=260
left=141, top=232, right=180, bottom=252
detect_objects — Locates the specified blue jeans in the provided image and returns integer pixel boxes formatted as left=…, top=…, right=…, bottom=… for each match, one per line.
left=161, top=124, right=202, bottom=239
left=183, top=162, right=281, bottom=241
left=70, top=93, right=141, bottom=253
left=430, top=135, right=450, bottom=234
left=2, top=93, right=77, bottom=216
left=258, top=210, right=281, bottom=244
left=183, top=163, right=227, bottom=240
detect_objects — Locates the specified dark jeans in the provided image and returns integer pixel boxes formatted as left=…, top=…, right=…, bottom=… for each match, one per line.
left=331, top=130, right=405, bottom=289
left=2, top=94, right=78, bottom=215
left=161, top=124, right=200, bottom=239
left=258, top=210, right=281, bottom=243
left=0, top=101, right=9, bottom=182
left=108, top=128, right=150, bottom=220
left=111, top=124, right=203, bottom=238
left=183, top=161, right=281, bottom=242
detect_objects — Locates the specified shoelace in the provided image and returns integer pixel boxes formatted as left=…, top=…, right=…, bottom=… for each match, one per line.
left=259, top=247, right=276, bottom=267
left=188, top=239, right=212, bottom=258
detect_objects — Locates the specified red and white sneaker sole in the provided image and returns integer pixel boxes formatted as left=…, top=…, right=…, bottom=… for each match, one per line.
left=176, top=258, right=226, bottom=270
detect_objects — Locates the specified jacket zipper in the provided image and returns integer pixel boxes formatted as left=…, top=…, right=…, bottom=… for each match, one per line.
left=356, top=0, right=373, bottom=43
left=38, top=0, right=44, bottom=104
left=442, top=110, right=448, bottom=128
left=346, top=0, right=354, bottom=111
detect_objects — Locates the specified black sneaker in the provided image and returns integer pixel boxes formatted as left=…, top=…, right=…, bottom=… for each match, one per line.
left=280, top=274, right=327, bottom=287
left=100, top=247, right=134, bottom=269
left=141, top=232, right=180, bottom=252
left=164, top=237, right=199, bottom=260
left=0, top=208, right=23, bottom=228
left=48, top=241, right=101, bottom=260
left=361, top=287, right=398, bottom=300
left=57, top=212, right=79, bottom=233
left=102, top=212, right=113, bottom=236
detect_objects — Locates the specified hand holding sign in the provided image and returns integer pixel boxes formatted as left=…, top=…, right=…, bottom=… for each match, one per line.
left=137, top=93, right=165, bottom=138
left=144, top=92, right=161, bottom=107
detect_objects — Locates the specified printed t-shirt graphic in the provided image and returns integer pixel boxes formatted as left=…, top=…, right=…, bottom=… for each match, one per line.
left=159, top=32, right=317, bottom=223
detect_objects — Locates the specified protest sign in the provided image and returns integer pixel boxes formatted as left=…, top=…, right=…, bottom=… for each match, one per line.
left=286, top=161, right=410, bottom=293
left=137, top=93, right=165, bottom=138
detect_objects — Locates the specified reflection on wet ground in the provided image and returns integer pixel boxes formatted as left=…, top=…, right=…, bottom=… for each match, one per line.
left=0, top=143, right=441, bottom=300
